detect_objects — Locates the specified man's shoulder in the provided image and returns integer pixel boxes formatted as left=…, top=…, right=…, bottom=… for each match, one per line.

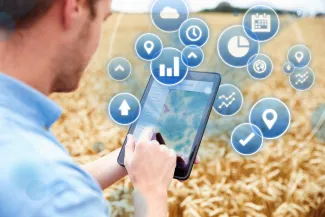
left=0, top=116, right=101, bottom=194
left=0, top=117, right=109, bottom=217
left=0, top=110, right=69, bottom=160
left=0, top=153, right=109, bottom=217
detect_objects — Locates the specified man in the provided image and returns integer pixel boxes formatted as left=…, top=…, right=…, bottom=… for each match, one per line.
left=0, top=0, right=199, bottom=217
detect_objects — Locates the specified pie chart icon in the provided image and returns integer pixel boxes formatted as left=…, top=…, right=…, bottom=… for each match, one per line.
left=217, top=25, right=259, bottom=68
left=227, top=36, right=250, bottom=58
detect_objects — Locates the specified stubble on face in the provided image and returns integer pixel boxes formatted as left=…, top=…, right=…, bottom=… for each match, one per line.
left=51, top=20, right=93, bottom=93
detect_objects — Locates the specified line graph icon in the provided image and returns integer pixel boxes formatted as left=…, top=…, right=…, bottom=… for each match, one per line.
left=290, top=67, right=315, bottom=91
left=219, top=92, right=235, bottom=101
left=295, top=71, right=308, bottom=78
left=295, top=77, right=308, bottom=84
left=218, top=92, right=236, bottom=109
left=295, top=71, right=309, bottom=84
left=213, top=84, right=243, bottom=116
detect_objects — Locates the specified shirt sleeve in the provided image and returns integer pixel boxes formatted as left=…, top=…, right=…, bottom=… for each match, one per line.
left=30, top=179, right=110, bottom=217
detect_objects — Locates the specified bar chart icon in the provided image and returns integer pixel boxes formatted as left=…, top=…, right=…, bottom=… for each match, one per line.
left=159, top=57, right=180, bottom=77
left=151, top=47, right=189, bottom=85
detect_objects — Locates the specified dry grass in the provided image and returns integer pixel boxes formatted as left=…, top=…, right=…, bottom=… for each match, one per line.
left=51, top=13, right=325, bottom=217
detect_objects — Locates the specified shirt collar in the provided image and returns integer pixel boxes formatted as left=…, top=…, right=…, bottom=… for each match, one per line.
left=0, top=73, right=62, bottom=129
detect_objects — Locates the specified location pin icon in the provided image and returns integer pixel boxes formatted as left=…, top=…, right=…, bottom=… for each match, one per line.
left=297, top=11, right=302, bottom=16
left=144, top=40, right=154, bottom=55
left=295, top=51, right=304, bottom=63
left=262, top=109, right=278, bottom=130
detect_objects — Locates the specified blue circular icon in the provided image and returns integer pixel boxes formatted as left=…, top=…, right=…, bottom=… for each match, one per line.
left=108, top=93, right=141, bottom=126
left=289, top=67, right=315, bottom=91
left=151, top=0, right=189, bottom=32
left=283, top=62, right=295, bottom=74
left=151, top=47, right=188, bottom=86
left=247, top=54, right=273, bottom=80
left=231, top=123, right=263, bottom=156
left=135, top=33, right=163, bottom=61
left=217, top=25, right=260, bottom=68
left=293, top=9, right=306, bottom=18
left=288, top=45, right=311, bottom=68
left=243, top=5, right=280, bottom=42
left=181, top=46, right=204, bottom=68
left=107, top=57, right=132, bottom=81
left=213, top=84, right=243, bottom=116
left=179, top=18, right=209, bottom=47
left=249, top=98, right=291, bottom=140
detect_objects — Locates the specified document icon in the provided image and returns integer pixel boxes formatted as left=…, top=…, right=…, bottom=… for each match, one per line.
left=251, top=13, right=271, bottom=33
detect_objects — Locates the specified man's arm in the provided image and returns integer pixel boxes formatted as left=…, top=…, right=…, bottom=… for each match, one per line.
left=84, top=145, right=200, bottom=190
left=133, top=189, right=168, bottom=217
left=83, top=149, right=127, bottom=189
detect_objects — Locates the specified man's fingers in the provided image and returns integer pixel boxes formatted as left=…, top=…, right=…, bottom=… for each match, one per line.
left=194, top=156, right=201, bottom=164
left=138, top=128, right=154, bottom=144
left=124, top=134, right=135, bottom=166
left=178, top=155, right=200, bottom=182
left=156, top=132, right=166, bottom=145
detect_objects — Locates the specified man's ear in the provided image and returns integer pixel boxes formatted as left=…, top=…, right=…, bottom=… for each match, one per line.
left=62, top=0, right=79, bottom=29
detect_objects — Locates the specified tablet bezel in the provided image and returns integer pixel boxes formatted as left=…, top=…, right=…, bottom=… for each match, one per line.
left=117, top=71, right=221, bottom=180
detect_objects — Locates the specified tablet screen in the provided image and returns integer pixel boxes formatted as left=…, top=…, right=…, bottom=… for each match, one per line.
left=133, top=79, right=214, bottom=166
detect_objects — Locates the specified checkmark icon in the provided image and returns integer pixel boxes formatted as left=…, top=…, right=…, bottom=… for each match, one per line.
left=239, top=133, right=255, bottom=146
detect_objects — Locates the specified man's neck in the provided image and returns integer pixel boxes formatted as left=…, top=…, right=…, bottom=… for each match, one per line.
left=0, top=31, right=55, bottom=95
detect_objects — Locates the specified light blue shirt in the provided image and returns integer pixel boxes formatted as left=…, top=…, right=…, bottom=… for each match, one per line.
left=0, top=73, right=110, bottom=217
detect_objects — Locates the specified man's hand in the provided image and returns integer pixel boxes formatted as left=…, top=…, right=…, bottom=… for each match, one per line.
left=84, top=131, right=201, bottom=191
left=125, top=128, right=177, bottom=217
left=125, top=128, right=177, bottom=197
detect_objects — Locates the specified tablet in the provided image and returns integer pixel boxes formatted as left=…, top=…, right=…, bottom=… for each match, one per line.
left=118, top=71, right=221, bottom=180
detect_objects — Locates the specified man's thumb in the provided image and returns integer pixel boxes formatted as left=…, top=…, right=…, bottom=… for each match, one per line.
left=124, top=134, right=135, bottom=166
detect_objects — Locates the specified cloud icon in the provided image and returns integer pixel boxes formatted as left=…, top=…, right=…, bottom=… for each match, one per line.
left=160, top=7, right=180, bottom=19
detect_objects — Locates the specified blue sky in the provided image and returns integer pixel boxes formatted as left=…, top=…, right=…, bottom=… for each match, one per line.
left=112, top=0, right=325, bottom=15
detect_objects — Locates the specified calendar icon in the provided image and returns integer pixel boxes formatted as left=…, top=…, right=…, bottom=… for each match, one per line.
left=251, top=13, right=271, bottom=33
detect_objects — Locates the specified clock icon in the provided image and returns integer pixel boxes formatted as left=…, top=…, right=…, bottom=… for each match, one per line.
left=179, top=18, right=209, bottom=47
left=186, top=25, right=202, bottom=42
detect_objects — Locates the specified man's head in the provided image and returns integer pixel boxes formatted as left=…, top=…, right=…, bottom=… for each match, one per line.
left=0, top=0, right=112, bottom=93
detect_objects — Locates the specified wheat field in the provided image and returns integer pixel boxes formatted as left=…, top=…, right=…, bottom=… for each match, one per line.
left=51, top=13, right=325, bottom=217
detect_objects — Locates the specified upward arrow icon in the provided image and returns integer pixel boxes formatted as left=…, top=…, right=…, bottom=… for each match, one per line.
left=115, top=65, right=125, bottom=72
left=119, top=100, right=131, bottom=116
left=187, top=52, right=198, bottom=59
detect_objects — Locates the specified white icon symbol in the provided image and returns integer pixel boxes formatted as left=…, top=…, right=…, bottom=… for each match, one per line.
left=186, top=25, right=202, bottom=42
left=239, top=133, right=255, bottom=146
left=296, top=11, right=302, bottom=17
left=160, top=7, right=179, bottom=19
left=252, top=13, right=271, bottom=33
left=119, top=100, right=130, bottom=116
left=262, top=109, right=278, bottom=129
left=295, top=51, right=304, bottom=63
left=159, top=57, right=180, bottom=77
left=115, top=65, right=125, bottom=72
left=218, top=92, right=236, bottom=109
left=295, top=71, right=309, bottom=84
left=228, top=36, right=250, bottom=58
left=294, top=9, right=304, bottom=18
left=286, top=64, right=292, bottom=71
left=144, top=41, right=154, bottom=54
left=253, top=60, right=267, bottom=73
left=187, top=52, right=197, bottom=59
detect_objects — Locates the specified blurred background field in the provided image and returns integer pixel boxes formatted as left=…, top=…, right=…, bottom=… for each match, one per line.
left=51, top=9, right=325, bottom=217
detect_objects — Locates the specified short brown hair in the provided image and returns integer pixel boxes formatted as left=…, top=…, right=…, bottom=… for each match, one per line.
left=0, top=0, right=98, bottom=28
